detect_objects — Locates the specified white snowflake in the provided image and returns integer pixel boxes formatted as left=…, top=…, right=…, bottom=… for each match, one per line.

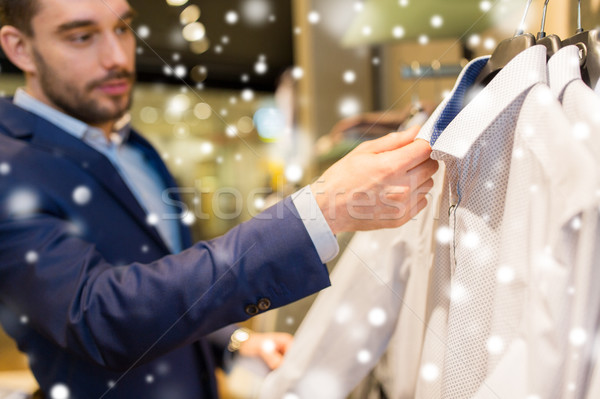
left=572, top=122, right=591, bottom=141
left=0, top=162, right=10, bottom=175
left=261, top=339, right=276, bottom=354
left=146, top=213, right=159, bottom=226
left=486, top=335, right=505, bottom=354
left=20, top=315, right=28, bottom=324
left=334, top=304, right=353, bottom=324
left=343, top=70, right=356, bottom=84
left=361, top=25, right=372, bottom=36
left=156, top=362, right=171, bottom=375
left=468, top=34, right=481, bottom=47
left=571, top=217, right=582, bottom=231
left=254, top=60, right=268, bottom=74
left=307, top=11, right=320, bottom=24
left=338, top=96, right=361, bottom=117
left=569, top=327, right=587, bottom=347
left=226, top=126, right=238, bottom=137
left=25, top=251, right=39, bottom=264
left=436, top=226, right=453, bottom=244
left=450, top=283, right=468, bottom=302
left=145, top=374, right=154, bottom=384
left=357, top=349, right=372, bottom=364
left=291, top=66, right=304, bottom=80
left=420, top=363, right=440, bottom=382
left=479, top=0, right=492, bottom=12
left=107, top=380, right=116, bottom=388
left=174, top=65, right=187, bottom=78
left=225, top=11, right=239, bottom=25
left=8, top=188, right=39, bottom=216
left=141, top=245, right=149, bottom=253
left=399, top=0, right=409, bottom=7
left=282, top=394, right=299, bottom=399
left=497, top=265, right=515, bottom=284
left=234, top=153, right=242, bottom=162
left=462, top=231, right=480, bottom=249
left=49, top=383, right=70, bottom=399
left=285, top=316, right=294, bottom=325
left=285, top=164, right=303, bottom=183
left=182, top=211, right=196, bottom=226
left=368, top=307, right=387, bottom=326
left=484, top=37, right=496, bottom=50
left=418, top=35, right=429, bottom=45
left=430, top=15, right=443, bottom=28
left=241, top=89, right=254, bottom=102
left=137, top=25, right=150, bottom=39
left=72, top=186, right=92, bottom=206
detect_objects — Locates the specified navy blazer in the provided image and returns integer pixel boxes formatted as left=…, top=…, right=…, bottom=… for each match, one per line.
left=0, top=98, right=330, bottom=398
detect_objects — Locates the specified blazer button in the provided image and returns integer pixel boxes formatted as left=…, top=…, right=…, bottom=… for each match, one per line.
left=245, top=304, right=259, bottom=316
left=257, top=298, right=271, bottom=311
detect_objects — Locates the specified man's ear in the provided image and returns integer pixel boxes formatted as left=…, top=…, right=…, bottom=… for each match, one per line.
left=0, top=26, right=37, bottom=74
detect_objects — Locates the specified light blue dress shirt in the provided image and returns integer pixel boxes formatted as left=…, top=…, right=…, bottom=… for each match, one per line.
left=13, top=89, right=339, bottom=262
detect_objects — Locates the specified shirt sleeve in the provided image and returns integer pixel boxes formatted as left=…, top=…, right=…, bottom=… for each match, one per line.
left=291, top=185, right=339, bottom=263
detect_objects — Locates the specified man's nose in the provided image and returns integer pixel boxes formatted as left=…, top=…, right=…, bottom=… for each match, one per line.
left=100, top=32, right=130, bottom=71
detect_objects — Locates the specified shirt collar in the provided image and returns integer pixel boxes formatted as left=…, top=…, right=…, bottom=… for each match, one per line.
left=13, top=88, right=131, bottom=148
left=416, top=55, right=490, bottom=145
left=547, top=45, right=582, bottom=100
left=428, top=45, right=548, bottom=160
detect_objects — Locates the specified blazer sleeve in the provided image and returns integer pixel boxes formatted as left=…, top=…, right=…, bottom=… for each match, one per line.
left=0, top=189, right=331, bottom=372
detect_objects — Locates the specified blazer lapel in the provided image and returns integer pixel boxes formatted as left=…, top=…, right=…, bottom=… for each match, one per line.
left=0, top=99, right=171, bottom=253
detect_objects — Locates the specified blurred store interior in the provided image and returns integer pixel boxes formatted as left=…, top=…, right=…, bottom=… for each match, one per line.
left=0, top=0, right=598, bottom=397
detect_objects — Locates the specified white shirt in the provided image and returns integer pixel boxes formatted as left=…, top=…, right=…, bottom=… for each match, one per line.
left=259, top=167, right=446, bottom=399
left=416, top=45, right=597, bottom=399
left=547, top=45, right=600, bottom=399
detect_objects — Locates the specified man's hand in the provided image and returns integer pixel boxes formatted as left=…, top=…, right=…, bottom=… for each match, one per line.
left=238, top=331, right=293, bottom=370
left=311, top=126, right=438, bottom=234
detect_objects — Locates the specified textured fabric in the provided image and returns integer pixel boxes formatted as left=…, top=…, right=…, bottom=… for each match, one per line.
left=259, top=165, right=445, bottom=399
left=291, top=185, right=339, bottom=263
left=0, top=98, right=331, bottom=398
left=548, top=45, right=600, bottom=399
left=415, top=45, right=598, bottom=399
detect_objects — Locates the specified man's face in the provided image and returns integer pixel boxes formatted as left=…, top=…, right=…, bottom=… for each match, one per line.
left=28, top=0, right=136, bottom=125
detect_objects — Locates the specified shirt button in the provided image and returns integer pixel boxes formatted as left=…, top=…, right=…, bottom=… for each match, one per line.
left=244, top=304, right=259, bottom=316
left=257, top=298, right=271, bottom=311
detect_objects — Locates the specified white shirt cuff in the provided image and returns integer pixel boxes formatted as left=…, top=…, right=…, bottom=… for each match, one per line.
left=291, top=185, right=339, bottom=263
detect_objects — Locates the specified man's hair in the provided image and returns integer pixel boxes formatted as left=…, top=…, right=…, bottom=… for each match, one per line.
left=0, top=0, right=39, bottom=36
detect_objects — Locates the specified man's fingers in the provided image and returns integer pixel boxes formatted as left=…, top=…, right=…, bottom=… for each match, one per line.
left=356, top=125, right=420, bottom=154
left=384, top=138, right=432, bottom=172
left=402, top=159, right=439, bottom=187
left=262, top=351, right=284, bottom=370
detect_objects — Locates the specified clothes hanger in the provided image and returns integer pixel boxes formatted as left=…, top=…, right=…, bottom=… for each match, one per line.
left=561, top=0, right=600, bottom=89
left=536, top=0, right=561, bottom=59
left=474, top=0, right=536, bottom=86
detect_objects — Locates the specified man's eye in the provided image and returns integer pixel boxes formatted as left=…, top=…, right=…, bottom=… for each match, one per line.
left=116, top=26, right=128, bottom=35
left=71, top=33, right=92, bottom=43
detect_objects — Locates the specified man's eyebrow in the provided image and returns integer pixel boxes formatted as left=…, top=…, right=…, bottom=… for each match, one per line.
left=55, top=8, right=137, bottom=33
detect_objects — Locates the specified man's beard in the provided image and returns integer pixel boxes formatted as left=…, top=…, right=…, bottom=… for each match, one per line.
left=32, top=48, right=135, bottom=126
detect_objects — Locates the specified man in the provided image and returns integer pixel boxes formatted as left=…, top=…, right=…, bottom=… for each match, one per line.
left=0, top=0, right=438, bottom=397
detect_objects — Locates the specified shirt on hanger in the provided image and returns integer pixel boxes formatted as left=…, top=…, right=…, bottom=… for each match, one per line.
left=258, top=162, right=446, bottom=399
left=547, top=45, right=600, bottom=399
left=415, top=45, right=597, bottom=399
